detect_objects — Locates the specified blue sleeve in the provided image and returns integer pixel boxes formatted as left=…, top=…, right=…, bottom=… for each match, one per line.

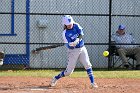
left=65, top=34, right=72, bottom=43
left=75, top=23, right=84, bottom=36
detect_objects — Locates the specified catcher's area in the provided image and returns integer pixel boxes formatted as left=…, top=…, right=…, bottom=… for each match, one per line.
left=0, top=77, right=139, bottom=93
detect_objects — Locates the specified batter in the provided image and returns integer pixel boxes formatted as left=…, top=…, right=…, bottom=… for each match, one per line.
left=50, top=15, right=98, bottom=88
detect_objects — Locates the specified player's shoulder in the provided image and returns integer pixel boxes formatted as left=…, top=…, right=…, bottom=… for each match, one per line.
left=74, top=23, right=83, bottom=29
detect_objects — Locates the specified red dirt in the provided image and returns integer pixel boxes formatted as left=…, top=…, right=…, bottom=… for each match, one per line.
left=0, top=77, right=139, bottom=93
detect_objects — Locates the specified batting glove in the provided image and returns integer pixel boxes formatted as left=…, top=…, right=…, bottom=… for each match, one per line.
left=73, top=38, right=79, bottom=45
left=69, top=38, right=80, bottom=47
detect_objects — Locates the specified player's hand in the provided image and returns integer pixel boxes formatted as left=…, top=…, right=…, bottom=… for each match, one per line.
left=73, top=38, right=79, bottom=45
left=69, top=38, right=80, bottom=47
left=69, top=42, right=76, bottom=47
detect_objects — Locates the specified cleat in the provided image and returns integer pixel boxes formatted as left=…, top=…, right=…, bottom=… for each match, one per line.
left=50, top=77, right=57, bottom=87
left=90, top=83, right=98, bottom=88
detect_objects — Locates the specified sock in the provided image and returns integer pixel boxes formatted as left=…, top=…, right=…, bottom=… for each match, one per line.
left=86, top=68, right=94, bottom=84
left=55, top=71, right=65, bottom=80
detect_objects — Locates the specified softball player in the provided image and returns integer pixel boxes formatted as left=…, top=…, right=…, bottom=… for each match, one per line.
left=50, top=15, right=98, bottom=88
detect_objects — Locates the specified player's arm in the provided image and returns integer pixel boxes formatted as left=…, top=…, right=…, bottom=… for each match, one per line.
left=62, top=30, right=74, bottom=47
left=130, top=35, right=136, bottom=44
left=73, top=34, right=82, bottom=44
left=73, top=24, right=84, bottom=45
left=67, top=37, right=75, bottom=47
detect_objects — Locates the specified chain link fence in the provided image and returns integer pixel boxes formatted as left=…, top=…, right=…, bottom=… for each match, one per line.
left=0, top=0, right=140, bottom=69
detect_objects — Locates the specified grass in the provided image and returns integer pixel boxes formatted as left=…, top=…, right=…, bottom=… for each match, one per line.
left=0, top=68, right=140, bottom=78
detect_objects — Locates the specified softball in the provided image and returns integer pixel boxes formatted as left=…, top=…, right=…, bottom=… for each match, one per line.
left=103, top=51, right=109, bottom=57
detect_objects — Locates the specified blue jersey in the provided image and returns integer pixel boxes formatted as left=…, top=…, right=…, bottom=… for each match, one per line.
left=62, top=23, right=84, bottom=49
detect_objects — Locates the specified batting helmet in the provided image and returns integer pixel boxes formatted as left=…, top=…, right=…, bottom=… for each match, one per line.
left=62, top=15, right=75, bottom=25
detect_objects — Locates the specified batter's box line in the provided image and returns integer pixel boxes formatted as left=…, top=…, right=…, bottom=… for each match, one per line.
left=19, top=86, right=54, bottom=91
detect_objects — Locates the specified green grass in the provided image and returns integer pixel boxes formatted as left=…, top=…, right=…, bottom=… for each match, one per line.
left=0, top=69, right=140, bottom=78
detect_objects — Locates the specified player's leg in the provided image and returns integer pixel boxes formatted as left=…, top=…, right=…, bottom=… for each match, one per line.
left=50, top=67, right=75, bottom=87
left=79, top=46, right=98, bottom=88
left=50, top=49, right=80, bottom=87
left=133, top=47, right=140, bottom=70
left=117, top=48, right=129, bottom=68
left=50, top=71, right=65, bottom=87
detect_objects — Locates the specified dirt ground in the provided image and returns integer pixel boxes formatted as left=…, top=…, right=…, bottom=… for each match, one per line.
left=0, top=77, right=139, bottom=93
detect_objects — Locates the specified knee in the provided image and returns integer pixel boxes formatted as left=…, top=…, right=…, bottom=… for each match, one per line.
left=64, top=69, right=73, bottom=76
left=117, top=48, right=124, bottom=52
left=117, top=48, right=125, bottom=55
left=85, top=66, right=92, bottom=70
